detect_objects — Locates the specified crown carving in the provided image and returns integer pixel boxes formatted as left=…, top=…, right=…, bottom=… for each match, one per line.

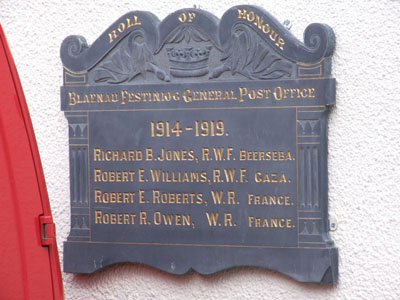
left=166, top=46, right=212, bottom=77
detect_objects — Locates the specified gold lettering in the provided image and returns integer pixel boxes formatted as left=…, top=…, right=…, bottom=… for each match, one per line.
left=94, top=148, right=101, bottom=161
left=309, top=88, right=316, bottom=98
left=108, top=30, right=118, bottom=43
left=94, top=210, right=136, bottom=225
left=178, top=12, right=187, bottom=22
left=178, top=12, right=196, bottom=23
left=153, top=211, right=192, bottom=226
left=248, top=216, right=254, bottom=227
left=127, top=16, right=141, bottom=28
left=206, top=212, right=219, bottom=226
left=68, top=92, right=77, bottom=106
left=202, top=147, right=210, bottom=161
left=109, top=16, right=141, bottom=43
left=274, top=86, right=282, bottom=100
left=247, top=11, right=255, bottom=22
left=140, top=211, right=147, bottom=224
left=146, top=148, right=153, bottom=160
left=269, top=29, right=278, bottom=41
left=237, top=8, right=247, bottom=19
left=188, top=12, right=196, bottom=22
left=94, top=189, right=135, bottom=204
left=262, top=23, right=270, bottom=34
left=139, top=189, right=146, bottom=203
left=183, top=89, right=192, bottom=102
left=248, top=216, right=294, bottom=228
left=277, top=37, right=285, bottom=50
left=253, top=15, right=264, bottom=29
left=248, top=193, right=292, bottom=206
left=224, top=213, right=233, bottom=226
left=138, top=169, right=145, bottom=182
left=254, top=171, right=288, bottom=183
left=95, top=210, right=102, bottom=224
left=118, top=22, right=126, bottom=33
left=236, top=8, right=285, bottom=50
left=93, top=169, right=135, bottom=182
left=239, top=87, right=247, bottom=102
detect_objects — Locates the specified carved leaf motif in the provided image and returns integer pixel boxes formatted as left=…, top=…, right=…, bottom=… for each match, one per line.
left=94, top=33, right=169, bottom=83
left=250, top=43, right=292, bottom=80
left=168, top=27, right=186, bottom=44
left=210, top=25, right=292, bottom=80
left=190, top=28, right=209, bottom=42
left=166, top=26, right=209, bottom=44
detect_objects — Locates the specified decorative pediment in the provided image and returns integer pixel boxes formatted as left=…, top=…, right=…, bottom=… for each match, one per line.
left=61, top=5, right=335, bottom=85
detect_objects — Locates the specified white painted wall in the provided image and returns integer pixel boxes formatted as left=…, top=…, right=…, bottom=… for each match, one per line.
left=1, top=0, right=400, bottom=299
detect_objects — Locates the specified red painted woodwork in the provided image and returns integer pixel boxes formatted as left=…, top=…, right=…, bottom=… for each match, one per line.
left=0, top=24, right=64, bottom=299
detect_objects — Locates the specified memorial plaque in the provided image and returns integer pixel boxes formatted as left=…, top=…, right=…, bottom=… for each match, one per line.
left=61, top=5, right=338, bottom=283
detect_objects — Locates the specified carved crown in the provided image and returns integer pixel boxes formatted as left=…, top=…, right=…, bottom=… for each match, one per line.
left=166, top=46, right=212, bottom=77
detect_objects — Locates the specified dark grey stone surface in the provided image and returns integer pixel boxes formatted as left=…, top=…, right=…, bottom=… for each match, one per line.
left=61, top=5, right=338, bottom=283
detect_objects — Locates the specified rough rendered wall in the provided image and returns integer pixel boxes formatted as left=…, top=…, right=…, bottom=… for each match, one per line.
left=1, top=0, right=400, bottom=299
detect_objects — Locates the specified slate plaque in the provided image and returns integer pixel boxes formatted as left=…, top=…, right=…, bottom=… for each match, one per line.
left=61, top=5, right=338, bottom=283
